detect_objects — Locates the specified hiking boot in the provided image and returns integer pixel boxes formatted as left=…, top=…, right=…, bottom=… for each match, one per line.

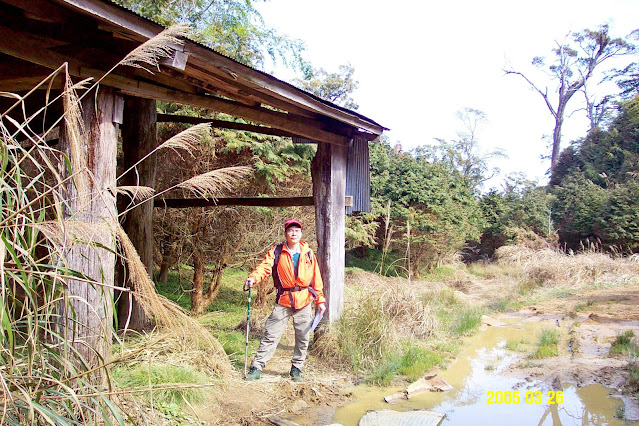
left=289, top=366, right=303, bottom=382
left=246, top=367, right=261, bottom=381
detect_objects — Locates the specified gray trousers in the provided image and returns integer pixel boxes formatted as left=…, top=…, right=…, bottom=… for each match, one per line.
left=251, top=303, right=313, bottom=371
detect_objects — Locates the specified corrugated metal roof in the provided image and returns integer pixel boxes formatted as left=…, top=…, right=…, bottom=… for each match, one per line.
left=90, top=0, right=387, bottom=132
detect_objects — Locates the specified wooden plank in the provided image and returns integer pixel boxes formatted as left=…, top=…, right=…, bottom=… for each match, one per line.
left=156, top=114, right=299, bottom=138
left=360, top=410, right=445, bottom=426
left=117, top=96, right=156, bottom=331
left=0, top=75, right=63, bottom=92
left=3, top=0, right=77, bottom=24
left=181, top=62, right=321, bottom=120
left=52, top=0, right=162, bottom=40
left=159, top=50, right=188, bottom=71
left=154, top=197, right=314, bottom=208
left=41, top=0, right=385, bottom=135
left=312, top=141, right=347, bottom=323
left=0, top=22, right=348, bottom=146
left=185, top=49, right=387, bottom=135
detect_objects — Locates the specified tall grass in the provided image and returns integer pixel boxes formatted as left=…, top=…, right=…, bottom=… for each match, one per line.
left=0, top=71, right=125, bottom=423
left=313, top=270, right=469, bottom=382
left=0, top=26, right=244, bottom=423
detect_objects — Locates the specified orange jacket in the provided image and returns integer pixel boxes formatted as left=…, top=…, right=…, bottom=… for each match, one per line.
left=249, top=241, right=325, bottom=309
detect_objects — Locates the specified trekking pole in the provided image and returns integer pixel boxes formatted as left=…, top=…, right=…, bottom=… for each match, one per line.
left=243, top=281, right=252, bottom=377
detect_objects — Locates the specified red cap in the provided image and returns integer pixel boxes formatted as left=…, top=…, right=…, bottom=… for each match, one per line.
left=284, top=219, right=302, bottom=230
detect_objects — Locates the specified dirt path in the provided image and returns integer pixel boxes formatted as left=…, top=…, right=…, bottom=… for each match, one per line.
left=191, top=327, right=355, bottom=425
left=190, top=281, right=639, bottom=425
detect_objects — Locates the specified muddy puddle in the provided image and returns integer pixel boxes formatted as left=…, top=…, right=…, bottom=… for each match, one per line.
left=331, top=315, right=631, bottom=425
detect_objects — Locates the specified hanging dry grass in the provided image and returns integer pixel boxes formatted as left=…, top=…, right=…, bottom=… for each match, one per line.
left=61, top=74, right=88, bottom=203
left=35, top=220, right=113, bottom=253
left=119, top=24, right=190, bottom=73
left=176, top=165, right=253, bottom=199
left=115, top=224, right=231, bottom=377
left=157, top=122, right=211, bottom=157
left=111, top=186, right=155, bottom=202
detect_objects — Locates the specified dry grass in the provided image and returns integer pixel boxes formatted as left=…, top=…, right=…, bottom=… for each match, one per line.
left=112, top=186, right=156, bottom=202
left=314, top=270, right=441, bottom=372
left=495, top=245, right=639, bottom=289
left=120, top=24, right=190, bottom=73
left=115, top=224, right=231, bottom=377
left=158, top=122, right=211, bottom=157
left=176, top=165, right=253, bottom=199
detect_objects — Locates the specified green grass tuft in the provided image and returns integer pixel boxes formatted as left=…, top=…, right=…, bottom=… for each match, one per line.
left=366, top=343, right=445, bottom=385
left=451, top=307, right=483, bottom=335
left=113, top=364, right=208, bottom=407
left=609, top=330, right=639, bottom=357
left=531, top=328, right=560, bottom=359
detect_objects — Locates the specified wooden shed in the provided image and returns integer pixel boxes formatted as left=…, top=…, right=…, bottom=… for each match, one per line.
left=0, top=0, right=385, bottom=361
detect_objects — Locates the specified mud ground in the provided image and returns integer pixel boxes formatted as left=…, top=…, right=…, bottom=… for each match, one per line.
left=188, top=281, right=639, bottom=425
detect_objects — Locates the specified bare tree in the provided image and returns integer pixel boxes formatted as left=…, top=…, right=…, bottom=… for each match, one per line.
left=504, top=25, right=634, bottom=172
left=432, top=108, right=506, bottom=190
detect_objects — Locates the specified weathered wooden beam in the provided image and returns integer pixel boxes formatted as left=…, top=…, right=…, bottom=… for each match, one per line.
left=117, top=96, right=156, bottom=331
left=79, top=68, right=351, bottom=146
left=184, top=50, right=387, bottom=136
left=53, top=0, right=160, bottom=41
left=154, top=197, right=314, bottom=208
left=0, top=24, right=350, bottom=146
left=312, top=142, right=347, bottom=324
left=59, top=85, right=117, bottom=370
left=156, top=114, right=299, bottom=138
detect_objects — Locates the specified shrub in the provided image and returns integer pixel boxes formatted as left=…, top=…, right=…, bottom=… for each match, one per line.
left=531, top=328, right=560, bottom=359
left=609, top=330, right=639, bottom=357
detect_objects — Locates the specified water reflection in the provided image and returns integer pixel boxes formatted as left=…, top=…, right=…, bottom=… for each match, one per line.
left=333, top=317, right=625, bottom=426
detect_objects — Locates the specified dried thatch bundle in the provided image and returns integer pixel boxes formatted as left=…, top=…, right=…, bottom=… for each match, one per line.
left=177, top=165, right=253, bottom=199
left=111, top=186, right=155, bottom=202
left=115, top=224, right=231, bottom=376
left=119, top=24, right=190, bottom=73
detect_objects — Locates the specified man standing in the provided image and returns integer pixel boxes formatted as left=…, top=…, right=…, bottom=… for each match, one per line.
left=244, top=220, right=326, bottom=382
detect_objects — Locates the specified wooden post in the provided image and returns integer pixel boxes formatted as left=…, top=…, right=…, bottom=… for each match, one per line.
left=58, top=86, right=118, bottom=368
left=118, top=96, right=157, bottom=330
left=312, top=141, right=347, bottom=323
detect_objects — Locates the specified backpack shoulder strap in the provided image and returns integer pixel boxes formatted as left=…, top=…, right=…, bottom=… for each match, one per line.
left=273, top=243, right=284, bottom=267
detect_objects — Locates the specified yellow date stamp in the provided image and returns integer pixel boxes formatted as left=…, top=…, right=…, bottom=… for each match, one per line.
left=486, top=390, right=564, bottom=405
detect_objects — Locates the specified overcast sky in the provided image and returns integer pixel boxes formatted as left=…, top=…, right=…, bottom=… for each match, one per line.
left=256, top=0, right=639, bottom=190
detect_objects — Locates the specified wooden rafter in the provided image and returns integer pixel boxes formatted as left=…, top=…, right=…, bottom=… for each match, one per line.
left=154, top=197, right=314, bottom=208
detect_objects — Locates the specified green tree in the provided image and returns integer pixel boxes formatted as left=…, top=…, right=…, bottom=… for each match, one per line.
left=550, top=96, right=639, bottom=251
left=115, top=0, right=308, bottom=70
left=505, top=24, right=635, bottom=172
left=292, top=63, right=359, bottom=110
left=478, top=174, right=553, bottom=257
left=369, top=140, right=484, bottom=274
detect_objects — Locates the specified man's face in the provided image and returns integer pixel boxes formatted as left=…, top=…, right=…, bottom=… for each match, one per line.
left=285, top=226, right=302, bottom=245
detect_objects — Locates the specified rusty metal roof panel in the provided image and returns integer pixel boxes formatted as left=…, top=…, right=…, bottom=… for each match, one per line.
left=58, top=0, right=387, bottom=134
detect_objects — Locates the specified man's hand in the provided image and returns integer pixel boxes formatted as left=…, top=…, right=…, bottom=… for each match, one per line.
left=316, top=302, right=326, bottom=315
left=244, top=277, right=255, bottom=290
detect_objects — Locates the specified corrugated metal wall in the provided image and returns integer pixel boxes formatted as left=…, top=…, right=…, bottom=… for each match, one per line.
left=293, top=136, right=371, bottom=215
left=345, top=137, right=370, bottom=214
